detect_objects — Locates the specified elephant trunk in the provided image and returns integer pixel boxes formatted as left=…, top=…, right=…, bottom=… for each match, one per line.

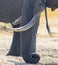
left=22, top=53, right=40, bottom=64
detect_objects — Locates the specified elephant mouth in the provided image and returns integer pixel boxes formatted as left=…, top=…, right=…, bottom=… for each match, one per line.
left=6, top=13, right=40, bottom=32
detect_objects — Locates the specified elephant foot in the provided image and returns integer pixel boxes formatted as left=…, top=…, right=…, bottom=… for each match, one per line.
left=22, top=53, right=40, bottom=64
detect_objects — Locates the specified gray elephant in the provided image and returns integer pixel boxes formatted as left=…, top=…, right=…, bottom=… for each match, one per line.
left=0, top=0, right=58, bottom=64
left=7, top=0, right=58, bottom=64
left=0, top=0, right=40, bottom=64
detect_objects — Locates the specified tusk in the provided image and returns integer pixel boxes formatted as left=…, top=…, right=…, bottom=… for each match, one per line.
left=7, top=13, right=40, bottom=32
left=12, top=16, right=22, bottom=25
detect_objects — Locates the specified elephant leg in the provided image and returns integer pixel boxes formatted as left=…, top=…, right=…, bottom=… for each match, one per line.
left=20, top=17, right=40, bottom=64
left=7, top=24, right=21, bottom=56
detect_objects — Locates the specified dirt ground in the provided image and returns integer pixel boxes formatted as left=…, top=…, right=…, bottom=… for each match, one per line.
left=0, top=8, right=58, bottom=65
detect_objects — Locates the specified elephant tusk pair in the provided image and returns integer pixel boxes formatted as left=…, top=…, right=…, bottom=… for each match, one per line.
left=7, top=13, right=40, bottom=32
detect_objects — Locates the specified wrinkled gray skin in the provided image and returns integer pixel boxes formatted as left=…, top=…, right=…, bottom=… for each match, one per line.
left=0, top=0, right=58, bottom=64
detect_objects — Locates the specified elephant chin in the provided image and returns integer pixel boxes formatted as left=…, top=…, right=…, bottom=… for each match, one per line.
left=22, top=53, right=40, bottom=64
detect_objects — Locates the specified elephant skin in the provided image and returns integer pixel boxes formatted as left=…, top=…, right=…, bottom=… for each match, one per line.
left=0, top=0, right=58, bottom=64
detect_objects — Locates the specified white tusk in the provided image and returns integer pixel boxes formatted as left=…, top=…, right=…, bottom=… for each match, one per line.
left=12, top=16, right=22, bottom=25
left=7, top=13, right=40, bottom=32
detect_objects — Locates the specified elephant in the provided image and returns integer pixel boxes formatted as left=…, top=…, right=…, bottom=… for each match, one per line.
left=0, top=0, right=40, bottom=64
left=0, top=0, right=58, bottom=64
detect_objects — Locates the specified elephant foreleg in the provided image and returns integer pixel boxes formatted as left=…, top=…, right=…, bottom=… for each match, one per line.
left=7, top=24, right=21, bottom=56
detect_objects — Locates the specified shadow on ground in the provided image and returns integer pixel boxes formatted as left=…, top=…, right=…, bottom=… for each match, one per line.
left=8, top=60, right=39, bottom=65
